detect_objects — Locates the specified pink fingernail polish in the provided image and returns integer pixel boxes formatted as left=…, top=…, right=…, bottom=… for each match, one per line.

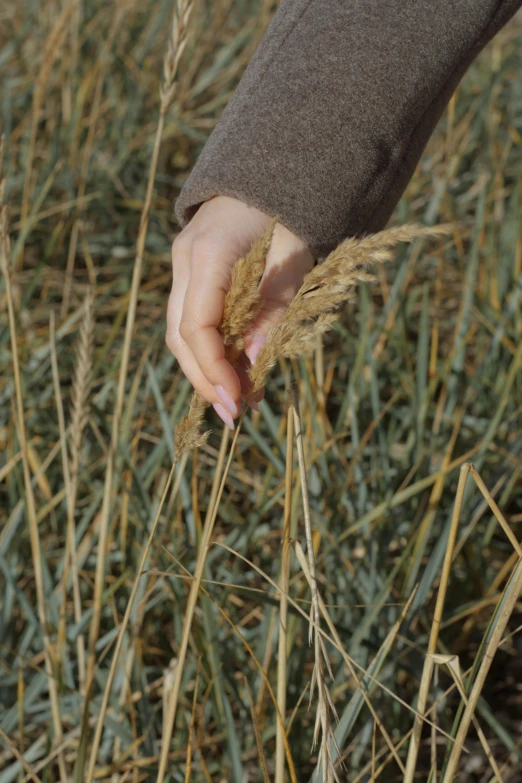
left=249, top=399, right=260, bottom=412
left=215, top=385, right=238, bottom=417
left=246, top=334, right=266, bottom=365
left=213, top=403, right=235, bottom=431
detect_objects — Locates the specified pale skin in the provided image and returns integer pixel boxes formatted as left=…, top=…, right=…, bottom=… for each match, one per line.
left=166, top=196, right=315, bottom=429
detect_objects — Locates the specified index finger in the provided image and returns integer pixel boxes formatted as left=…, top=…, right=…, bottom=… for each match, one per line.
left=179, top=254, right=241, bottom=416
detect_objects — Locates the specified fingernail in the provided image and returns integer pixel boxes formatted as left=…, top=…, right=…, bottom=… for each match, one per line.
left=214, top=385, right=238, bottom=417
left=213, top=403, right=235, bottom=431
left=249, top=399, right=260, bottom=412
left=246, top=334, right=266, bottom=365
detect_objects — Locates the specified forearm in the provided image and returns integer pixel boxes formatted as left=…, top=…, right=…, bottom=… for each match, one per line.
left=176, top=0, right=521, bottom=258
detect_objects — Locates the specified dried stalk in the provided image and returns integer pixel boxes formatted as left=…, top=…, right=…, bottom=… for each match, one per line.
left=183, top=223, right=448, bottom=450
left=198, top=581, right=298, bottom=783
left=1, top=187, right=67, bottom=782
left=156, top=424, right=235, bottom=782
left=166, top=221, right=449, bottom=780
left=404, top=463, right=471, bottom=782
left=442, top=559, right=522, bottom=781
left=218, top=542, right=454, bottom=754
left=295, top=541, right=410, bottom=776
left=275, top=399, right=295, bottom=783
left=0, top=726, right=43, bottom=783
left=245, top=677, right=271, bottom=783
left=431, top=655, right=504, bottom=782
left=290, top=385, right=340, bottom=783
left=221, top=219, right=276, bottom=355
left=18, top=2, right=78, bottom=269
left=406, top=461, right=522, bottom=781
left=183, top=661, right=201, bottom=783
left=85, top=450, right=188, bottom=783
left=83, top=199, right=272, bottom=780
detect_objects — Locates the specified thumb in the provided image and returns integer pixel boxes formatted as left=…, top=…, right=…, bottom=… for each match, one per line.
left=244, top=224, right=315, bottom=365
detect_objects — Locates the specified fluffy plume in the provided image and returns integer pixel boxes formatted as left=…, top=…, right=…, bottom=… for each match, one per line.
left=174, top=392, right=209, bottom=456
left=249, top=223, right=450, bottom=394
left=221, top=219, right=276, bottom=358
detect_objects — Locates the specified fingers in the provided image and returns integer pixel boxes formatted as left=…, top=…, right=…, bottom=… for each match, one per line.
left=166, top=291, right=216, bottom=401
left=166, top=233, right=241, bottom=426
left=179, top=245, right=241, bottom=409
left=166, top=246, right=216, bottom=399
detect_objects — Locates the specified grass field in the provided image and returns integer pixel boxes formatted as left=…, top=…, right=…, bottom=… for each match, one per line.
left=1, top=2, right=522, bottom=781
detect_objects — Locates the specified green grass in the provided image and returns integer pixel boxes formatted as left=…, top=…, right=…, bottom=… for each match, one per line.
left=1, top=3, right=522, bottom=781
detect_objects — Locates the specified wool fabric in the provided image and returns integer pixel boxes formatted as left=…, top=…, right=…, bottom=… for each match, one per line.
left=176, top=0, right=521, bottom=258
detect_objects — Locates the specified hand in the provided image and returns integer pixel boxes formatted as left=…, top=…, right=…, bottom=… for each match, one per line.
left=166, top=196, right=314, bottom=428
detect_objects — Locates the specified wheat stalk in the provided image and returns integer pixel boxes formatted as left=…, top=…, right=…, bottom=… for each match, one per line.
left=0, top=726, right=42, bottom=783
left=240, top=224, right=446, bottom=779
left=18, top=1, right=78, bottom=270
left=83, top=2, right=196, bottom=779
left=1, top=159, right=68, bottom=783
left=157, top=222, right=276, bottom=772
left=157, top=425, right=235, bottom=782
left=58, top=290, right=94, bottom=694
left=275, top=400, right=295, bottom=783
left=50, top=302, right=86, bottom=702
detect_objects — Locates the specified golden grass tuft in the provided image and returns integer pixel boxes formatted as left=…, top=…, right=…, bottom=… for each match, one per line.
left=175, top=392, right=210, bottom=455
left=249, top=224, right=450, bottom=394
left=221, top=218, right=276, bottom=356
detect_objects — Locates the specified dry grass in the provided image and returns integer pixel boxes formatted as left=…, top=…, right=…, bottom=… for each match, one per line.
left=221, top=219, right=276, bottom=356
left=248, top=225, right=451, bottom=395
left=1, top=3, right=522, bottom=782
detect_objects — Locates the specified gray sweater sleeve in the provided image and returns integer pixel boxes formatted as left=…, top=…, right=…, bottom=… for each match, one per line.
left=175, top=0, right=521, bottom=258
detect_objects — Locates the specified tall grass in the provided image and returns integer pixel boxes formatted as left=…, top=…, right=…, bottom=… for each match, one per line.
left=1, top=2, right=522, bottom=781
